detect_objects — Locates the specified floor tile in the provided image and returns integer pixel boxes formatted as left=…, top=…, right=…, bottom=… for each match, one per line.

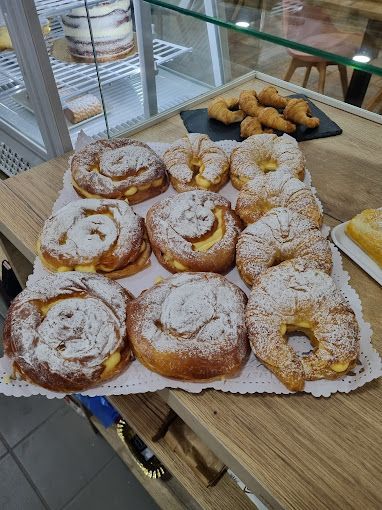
left=15, top=406, right=115, bottom=510
left=0, top=394, right=63, bottom=446
left=64, top=456, right=159, bottom=510
left=0, top=454, right=45, bottom=510
left=0, top=436, right=7, bottom=458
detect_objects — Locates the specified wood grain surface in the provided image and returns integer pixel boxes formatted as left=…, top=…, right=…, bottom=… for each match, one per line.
left=0, top=78, right=381, bottom=510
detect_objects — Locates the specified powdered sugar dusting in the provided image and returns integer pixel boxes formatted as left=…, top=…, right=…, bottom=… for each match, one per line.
left=146, top=190, right=241, bottom=265
left=231, top=133, right=305, bottom=180
left=246, top=262, right=360, bottom=385
left=40, top=199, right=143, bottom=268
left=236, top=169, right=322, bottom=227
left=237, top=208, right=332, bottom=284
left=71, top=139, right=167, bottom=197
left=7, top=273, right=130, bottom=384
left=164, top=133, right=229, bottom=184
left=135, top=273, right=247, bottom=359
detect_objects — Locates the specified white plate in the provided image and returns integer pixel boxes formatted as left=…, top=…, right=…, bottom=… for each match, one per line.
left=331, top=221, right=382, bottom=286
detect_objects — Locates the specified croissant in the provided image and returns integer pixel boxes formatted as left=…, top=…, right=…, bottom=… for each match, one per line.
left=208, top=96, right=245, bottom=125
left=240, top=116, right=273, bottom=138
left=257, top=107, right=296, bottom=134
left=239, top=90, right=261, bottom=117
left=258, top=86, right=288, bottom=109
left=283, top=98, right=320, bottom=128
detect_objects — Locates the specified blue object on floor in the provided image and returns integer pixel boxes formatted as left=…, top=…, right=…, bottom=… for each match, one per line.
left=75, top=395, right=119, bottom=428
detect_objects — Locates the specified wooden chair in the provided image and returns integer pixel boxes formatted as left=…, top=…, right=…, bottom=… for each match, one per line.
left=282, top=0, right=360, bottom=96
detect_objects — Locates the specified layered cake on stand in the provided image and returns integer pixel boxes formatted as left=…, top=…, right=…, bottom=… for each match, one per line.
left=61, top=0, right=134, bottom=63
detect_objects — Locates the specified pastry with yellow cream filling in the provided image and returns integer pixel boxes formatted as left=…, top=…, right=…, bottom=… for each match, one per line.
left=3, top=272, right=133, bottom=392
left=38, top=198, right=151, bottom=279
left=230, top=133, right=305, bottom=190
left=246, top=262, right=360, bottom=392
left=71, top=138, right=168, bottom=204
left=146, top=190, right=242, bottom=274
left=163, top=133, right=229, bottom=192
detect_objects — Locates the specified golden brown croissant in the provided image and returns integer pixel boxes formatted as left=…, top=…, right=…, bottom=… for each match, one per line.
left=240, top=116, right=273, bottom=138
left=258, top=86, right=288, bottom=108
left=283, top=98, right=320, bottom=128
left=208, top=96, right=245, bottom=125
left=257, top=107, right=296, bottom=134
left=239, top=90, right=261, bottom=117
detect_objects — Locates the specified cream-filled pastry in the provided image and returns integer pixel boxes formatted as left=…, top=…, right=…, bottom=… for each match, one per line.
left=146, top=190, right=242, bottom=274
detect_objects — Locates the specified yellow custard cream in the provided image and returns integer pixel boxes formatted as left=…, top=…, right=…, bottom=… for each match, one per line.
left=102, top=351, right=121, bottom=377
left=259, top=159, right=278, bottom=172
left=192, top=208, right=224, bottom=252
left=331, top=362, right=350, bottom=372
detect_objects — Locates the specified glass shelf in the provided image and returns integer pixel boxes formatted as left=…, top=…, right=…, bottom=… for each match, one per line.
left=144, top=0, right=382, bottom=76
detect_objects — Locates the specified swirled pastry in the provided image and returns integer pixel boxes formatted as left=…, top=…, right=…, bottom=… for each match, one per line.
left=146, top=190, right=242, bottom=273
left=230, top=134, right=305, bottom=190
left=239, top=90, right=261, bottom=117
left=3, top=272, right=133, bottom=392
left=283, top=98, right=320, bottom=128
left=71, top=138, right=168, bottom=204
left=38, top=199, right=151, bottom=279
left=236, top=170, right=322, bottom=227
left=163, top=134, right=229, bottom=192
left=246, top=263, right=360, bottom=391
left=236, top=208, right=332, bottom=285
left=127, top=272, right=249, bottom=380
left=240, top=116, right=273, bottom=138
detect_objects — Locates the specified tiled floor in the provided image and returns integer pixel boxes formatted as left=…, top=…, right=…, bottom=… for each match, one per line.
left=0, top=299, right=159, bottom=510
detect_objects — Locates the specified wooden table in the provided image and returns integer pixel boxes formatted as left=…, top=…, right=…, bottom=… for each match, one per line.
left=0, top=78, right=381, bottom=510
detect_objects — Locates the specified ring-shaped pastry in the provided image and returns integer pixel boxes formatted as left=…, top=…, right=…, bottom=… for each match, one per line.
left=146, top=190, right=242, bottom=273
left=38, top=199, right=151, bottom=279
left=4, top=272, right=133, bottom=392
left=127, top=272, right=249, bottom=381
left=235, top=169, right=322, bottom=227
left=236, top=208, right=332, bottom=286
left=163, top=134, right=229, bottom=192
left=246, top=262, right=360, bottom=392
left=230, top=133, right=305, bottom=190
left=71, top=138, right=169, bottom=204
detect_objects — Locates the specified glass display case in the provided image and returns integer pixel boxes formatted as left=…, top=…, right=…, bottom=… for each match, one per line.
left=0, top=0, right=381, bottom=175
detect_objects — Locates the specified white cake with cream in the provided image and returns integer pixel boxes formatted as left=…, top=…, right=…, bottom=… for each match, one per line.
left=61, top=0, right=134, bottom=63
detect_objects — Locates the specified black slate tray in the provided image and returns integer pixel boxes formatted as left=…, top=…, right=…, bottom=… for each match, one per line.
left=180, top=94, right=342, bottom=142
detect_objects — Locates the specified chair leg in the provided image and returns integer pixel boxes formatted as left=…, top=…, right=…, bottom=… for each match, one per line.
left=338, top=65, right=348, bottom=98
left=302, top=65, right=312, bottom=88
left=284, top=58, right=299, bottom=82
left=366, top=89, right=382, bottom=111
left=317, top=62, right=327, bottom=94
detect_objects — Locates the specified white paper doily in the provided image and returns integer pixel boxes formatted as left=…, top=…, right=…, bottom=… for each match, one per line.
left=0, top=133, right=380, bottom=398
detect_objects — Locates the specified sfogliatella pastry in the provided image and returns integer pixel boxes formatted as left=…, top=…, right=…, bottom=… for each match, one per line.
left=207, top=96, right=245, bottom=125
left=230, top=133, right=305, bottom=190
left=146, top=190, right=242, bottom=273
left=38, top=199, right=151, bottom=279
left=283, top=98, right=320, bottom=129
left=3, top=272, right=133, bottom=392
left=61, top=0, right=134, bottom=63
left=236, top=208, right=332, bottom=286
left=71, top=138, right=168, bottom=204
left=127, top=272, right=249, bottom=380
left=236, top=169, right=322, bottom=227
left=257, top=86, right=289, bottom=109
left=163, top=134, right=229, bottom=192
left=345, top=208, right=382, bottom=266
left=246, top=262, right=360, bottom=391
